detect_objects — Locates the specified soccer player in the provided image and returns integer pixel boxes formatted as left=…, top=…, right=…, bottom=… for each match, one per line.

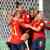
left=20, top=9, right=32, bottom=50
left=31, top=13, right=46, bottom=50
left=7, top=2, right=27, bottom=50
left=25, top=9, right=46, bottom=50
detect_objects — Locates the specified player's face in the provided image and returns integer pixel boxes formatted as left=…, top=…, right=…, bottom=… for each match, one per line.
left=32, top=10, right=38, bottom=17
left=19, top=5, right=24, bottom=13
left=16, top=11, right=21, bottom=18
left=16, top=5, right=22, bottom=12
left=16, top=5, right=24, bottom=14
left=34, top=10, right=38, bottom=15
left=30, top=10, right=34, bottom=17
left=30, top=9, right=38, bottom=18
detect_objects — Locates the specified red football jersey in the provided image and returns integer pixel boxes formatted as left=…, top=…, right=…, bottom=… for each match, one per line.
left=22, top=14, right=31, bottom=24
left=8, top=17, right=23, bottom=44
left=32, top=19, right=45, bottom=41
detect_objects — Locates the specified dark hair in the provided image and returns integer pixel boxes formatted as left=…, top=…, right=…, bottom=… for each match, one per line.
left=33, top=8, right=40, bottom=14
left=16, top=1, right=22, bottom=8
left=37, top=10, right=40, bottom=14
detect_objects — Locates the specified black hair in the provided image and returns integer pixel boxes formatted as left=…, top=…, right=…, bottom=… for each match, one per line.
left=15, top=1, right=22, bottom=8
left=37, top=10, right=40, bottom=14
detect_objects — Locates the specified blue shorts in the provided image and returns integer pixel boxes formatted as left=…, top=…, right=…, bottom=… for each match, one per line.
left=32, top=39, right=45, bottom=50
left=7, top=42, right=27, bottom=50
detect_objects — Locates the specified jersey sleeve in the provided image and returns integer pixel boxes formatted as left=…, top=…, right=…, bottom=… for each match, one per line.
left=37, top=21, right=45, bottom=29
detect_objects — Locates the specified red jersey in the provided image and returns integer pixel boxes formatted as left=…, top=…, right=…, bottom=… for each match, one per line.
left=8, top=17, right=23, bottom=44
left=32, top=19, right=45, bottom=41
left=22, top=14, right=31, bottom=24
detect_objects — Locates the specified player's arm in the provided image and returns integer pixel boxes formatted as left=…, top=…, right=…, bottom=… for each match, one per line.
left=24, top=22, right=45, bottom=32
left=31, top=23, right=44, bottom=32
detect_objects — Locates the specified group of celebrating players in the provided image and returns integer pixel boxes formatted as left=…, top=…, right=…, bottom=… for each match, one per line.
left=6, top=1, right=49, bottom=50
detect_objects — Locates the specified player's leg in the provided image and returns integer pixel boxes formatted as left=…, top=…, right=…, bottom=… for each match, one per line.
left=17, top=43, right=27, bottom=50
left=32, top=40, right=38, bottom=50
left=37, top=39, right=46, bottom=50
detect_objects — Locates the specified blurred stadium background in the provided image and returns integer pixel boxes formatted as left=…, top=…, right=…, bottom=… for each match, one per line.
left=0, top=0, right=50, bottom=50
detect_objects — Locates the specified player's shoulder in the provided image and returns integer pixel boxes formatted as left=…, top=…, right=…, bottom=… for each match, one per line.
left=13, top=17, right=18, bottom=21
